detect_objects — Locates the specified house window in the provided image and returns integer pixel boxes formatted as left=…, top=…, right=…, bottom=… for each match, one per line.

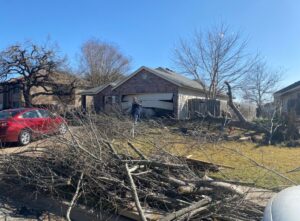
left=105, top=96, right=112, bottom=104
left=105, top=96, right=119, bottom=104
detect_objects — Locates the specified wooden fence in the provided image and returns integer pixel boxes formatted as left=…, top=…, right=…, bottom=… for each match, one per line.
left=187, top=99, right=226, bottom=119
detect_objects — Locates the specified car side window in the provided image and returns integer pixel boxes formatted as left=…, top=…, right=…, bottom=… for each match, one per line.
left=38, top=110, right=51, bottom=118
left=22, top=110, right=40, bottom=119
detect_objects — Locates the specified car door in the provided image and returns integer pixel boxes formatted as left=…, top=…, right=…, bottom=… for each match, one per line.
left=19, top=110, right=44, bottom=136
left=37, top=109, right=53, bottom=134
left=38, top=109, right=57, bottom=134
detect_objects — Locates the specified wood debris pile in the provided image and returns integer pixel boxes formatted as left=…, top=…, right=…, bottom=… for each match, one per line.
left=0, top=116, right=264, bottom=221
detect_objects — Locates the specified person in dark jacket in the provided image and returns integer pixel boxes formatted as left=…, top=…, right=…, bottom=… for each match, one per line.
left=131, top=97, right=142, bottom=124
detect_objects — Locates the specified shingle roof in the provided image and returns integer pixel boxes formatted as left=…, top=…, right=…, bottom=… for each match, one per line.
left=274, top=80, right=300, bottom=95
left=154, top=67, right=204, bottom=91
left=112, top=66, right=205, bottom=92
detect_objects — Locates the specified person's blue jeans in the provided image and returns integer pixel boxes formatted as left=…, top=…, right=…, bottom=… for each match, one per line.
left=133, top=113, right=139, bottom=124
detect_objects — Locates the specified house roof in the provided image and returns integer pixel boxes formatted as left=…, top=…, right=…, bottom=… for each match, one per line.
left=1, top=72, right=89, bottom=88
left=80, top=66, right=206, bottom=96
left=274, top=80, right=300, bottom=96
left=79, top=82, right=117, bottom=95
left=155, top=67, right=205, bottom=90
left=112, top=66, right=205, bottom=91
left=80, top=66, right=228, bottom=99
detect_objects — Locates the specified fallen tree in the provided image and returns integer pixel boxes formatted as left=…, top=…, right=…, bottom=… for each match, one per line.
left=225, top=81, right=270, bottom=134
left=195, top=82, right=286, bottom=145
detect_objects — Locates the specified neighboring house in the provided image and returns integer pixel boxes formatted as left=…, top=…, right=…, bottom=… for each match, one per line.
left=274, top=80, right=300, bottom=122
left=0, top=72, right=92, bottom=111
left=80, top=66, right=227, bottom=119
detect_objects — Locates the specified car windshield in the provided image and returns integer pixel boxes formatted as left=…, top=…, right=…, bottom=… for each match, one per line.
left=0, top=110, right=21, bottom=119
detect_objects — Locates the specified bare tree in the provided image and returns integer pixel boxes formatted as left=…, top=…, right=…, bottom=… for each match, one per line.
left=0, top=41, right=71, bottom=107
left=241, top=61, right=282, bottom=117
left=79, top=39, right=130, bottom=87
left=173, top=23, right=256, bottom=99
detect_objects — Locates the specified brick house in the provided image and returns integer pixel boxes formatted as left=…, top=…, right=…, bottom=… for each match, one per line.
left=80, top=66, right=227, bottom=119
left=274, top=80, right=300, bottom=124
left=0, top=72, right=91, bottom=110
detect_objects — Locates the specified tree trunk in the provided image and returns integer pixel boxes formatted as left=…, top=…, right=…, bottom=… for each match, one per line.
left=23, top=88, right=32, bottom=107
left=256, top=105, right=262, bottom=118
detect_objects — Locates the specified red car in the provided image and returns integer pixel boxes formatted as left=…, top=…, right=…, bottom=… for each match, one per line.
left=0, top=108, right=67, bottom=145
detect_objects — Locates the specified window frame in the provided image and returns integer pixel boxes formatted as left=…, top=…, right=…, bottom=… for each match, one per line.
left=20, top=110, right=40, bottom=119
left=37, top=109, right=51, bottom=118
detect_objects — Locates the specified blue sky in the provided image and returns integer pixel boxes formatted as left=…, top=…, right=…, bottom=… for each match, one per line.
left=1, top=0, right=299, bottom=87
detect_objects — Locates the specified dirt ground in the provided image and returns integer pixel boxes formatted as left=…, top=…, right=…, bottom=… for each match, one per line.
left=0, top=182, right=129, bottom=221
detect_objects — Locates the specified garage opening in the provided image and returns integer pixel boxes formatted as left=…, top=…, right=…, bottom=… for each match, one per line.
left=121, top=93, right=174, bottom=118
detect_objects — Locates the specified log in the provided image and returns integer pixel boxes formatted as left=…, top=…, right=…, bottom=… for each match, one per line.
left=176, top=204, right=211, bottom=221
left=105, top=141, right=121, bottom=160
left=66, top=172, right=84, bottom=221
left=159, top=196, right=212, bottom=221
left=177, top=186, right=213, bottom=195
left=181, top=157, right=235, bottom=171
left=125, top=163, right=147, bottom=221
left=153, top=173, right=191, bottom=187
left=225, top=81, right=247, bottom=123
left=128, top=142, right=149, bottom=160
left=122, top=160, right=187, bottom=169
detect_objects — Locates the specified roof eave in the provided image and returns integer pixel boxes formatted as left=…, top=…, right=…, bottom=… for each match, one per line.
left=274, top=84, right=300, bottom=97
left=80, top=83, right=112, bottom=96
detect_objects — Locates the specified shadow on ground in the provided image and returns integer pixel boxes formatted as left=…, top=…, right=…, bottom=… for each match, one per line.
left=0, top=182, right=129, bottom=221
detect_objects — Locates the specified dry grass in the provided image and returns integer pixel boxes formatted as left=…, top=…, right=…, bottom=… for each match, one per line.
left=131, top=126, right=300, bottom=190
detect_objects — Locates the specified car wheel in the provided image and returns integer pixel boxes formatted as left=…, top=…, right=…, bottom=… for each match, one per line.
left=58, top=123, right=67, bottom=135
left=18, top=130, right=31, bottom=146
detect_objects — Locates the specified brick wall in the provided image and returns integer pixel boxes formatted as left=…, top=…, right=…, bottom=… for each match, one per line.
left=113, top=70, right=178, bottom=95
left=93, top=86, right=113, bottom=112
